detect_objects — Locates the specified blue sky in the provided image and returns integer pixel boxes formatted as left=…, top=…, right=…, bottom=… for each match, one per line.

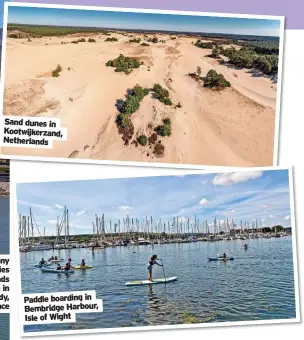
left=0, top=0, right=6, bottom=29
left=7, top=5, right=281, bottom=36
left=16, top=170, right=292, bottom=236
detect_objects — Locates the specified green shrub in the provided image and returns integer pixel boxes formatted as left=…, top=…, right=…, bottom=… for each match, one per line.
left=195, top=40, right=213, bottom=49
left=147, top=36, right=158, bottom=43
left=137, top=135, right=147, bottom=146
left=105, top=37, right=118, bottom=42
left=121, top=85, right=149, bottom=115
left=155, top=120, right=172, bottom=137
left=52, top=64, right=63, bottom=77
left=204, top=69, right=231, bottom=89
left=123, top=95, right=141, bottom=115
left=141, top=42, right=150, bottom=46
left=106, top=54, right=141, bottom=74
left=71, top=40, right=78, bottom=44
left=163, top=118, right=171, bottom=126
left=153, top=84, right=172, bottom=105
left=116, top=113, right=131, bottom=128
left=129, top=38, right=141, bottom=43
left=88, top=38, right=96, bottom=43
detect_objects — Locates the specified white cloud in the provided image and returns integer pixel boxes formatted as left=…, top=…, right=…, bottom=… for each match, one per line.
left=199, top=198, right=208, bottom=205
left=18, top=200, right=52, bottom=210
left=284, top=215, right=291, bottom=220
left=119, top=206, right=132, bottom=211
left=269, top=214, right=275, bottom=218
left=213, top=171, right=263, bottom=186
left=76, top=210, right=86, bottom=217
left=47, top=219, right=58, bottom=225
left=261, top=204, right=269, bottom=208
left=54, top=204, right=64, bottom=209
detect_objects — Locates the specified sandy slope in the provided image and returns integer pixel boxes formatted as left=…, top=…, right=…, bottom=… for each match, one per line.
left=1, top=33, right=277, bottom=166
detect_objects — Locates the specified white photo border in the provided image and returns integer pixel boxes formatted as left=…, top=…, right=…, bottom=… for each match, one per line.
left=10, top=165, right=300, bottom=337
left=0, top=1, right=285, bottom=169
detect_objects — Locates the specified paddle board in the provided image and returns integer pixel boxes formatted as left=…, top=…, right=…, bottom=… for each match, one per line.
left=41, top=268, right=75, bottom=274
left=72, top=265, right=93, bottom=269
left=125, top=276, right=177, bottom=286
left=208, top=257, right=234, bottom=261
left=34, top=263, right=51, bottom=268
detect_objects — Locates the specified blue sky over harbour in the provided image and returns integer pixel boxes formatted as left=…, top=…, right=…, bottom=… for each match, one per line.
left=17, top=170, right=292, bottom=236
left=7, top=5, right=281, bottom=36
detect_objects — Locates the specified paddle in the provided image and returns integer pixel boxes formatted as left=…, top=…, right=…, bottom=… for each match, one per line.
left=160, top=259, right=167, bottom=285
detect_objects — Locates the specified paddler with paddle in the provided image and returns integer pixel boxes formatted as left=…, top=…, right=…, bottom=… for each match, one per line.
left=147, top=254, right=163, bottom=282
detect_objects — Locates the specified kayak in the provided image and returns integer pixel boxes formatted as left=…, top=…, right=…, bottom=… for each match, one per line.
left=34, top=263, right=52, bottom=268
left=72, top=265, right=93, bottom=269
left=125, top=277, right=177, bottom=286
left=41, top=268, right=75, bottom=273
left=48, top=259, right=64, bottom=263
left=208, top=257, right=234, bottom=261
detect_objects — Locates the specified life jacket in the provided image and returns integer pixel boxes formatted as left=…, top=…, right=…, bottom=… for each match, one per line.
left=149, top=257, right=156, bottom=265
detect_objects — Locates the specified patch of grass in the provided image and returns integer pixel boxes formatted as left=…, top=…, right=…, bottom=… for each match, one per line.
left=137, top=135, right=147, bottom=146
left=52, top=64, right=63, bottom=77
left=204, top=69, right=231, bottom=89
left=140, top=42, right=150, bottom=46
left=88, top=38, right=96, bottom=43
left=106, top=54, right=141, bottom=74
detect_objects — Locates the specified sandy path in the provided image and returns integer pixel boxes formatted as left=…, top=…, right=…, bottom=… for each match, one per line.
left=1, top=34, right=277, bottom=166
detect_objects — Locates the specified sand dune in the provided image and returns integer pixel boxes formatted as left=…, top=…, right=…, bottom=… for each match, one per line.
left=1, top=32, right=277, bottom=166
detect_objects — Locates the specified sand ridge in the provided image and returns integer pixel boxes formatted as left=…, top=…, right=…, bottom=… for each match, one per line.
left=1, top=32, right=277, bottom=166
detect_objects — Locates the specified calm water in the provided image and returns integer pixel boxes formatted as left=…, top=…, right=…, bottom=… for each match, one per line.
left=21, top=237, right=296, bottom=333
left=0, top=314, right=9, bottom=340
left=0, top=197, right=9, bottom=254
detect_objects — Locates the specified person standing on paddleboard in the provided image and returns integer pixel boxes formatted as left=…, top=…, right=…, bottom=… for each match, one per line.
left=147, top=254, right=163, bottom=282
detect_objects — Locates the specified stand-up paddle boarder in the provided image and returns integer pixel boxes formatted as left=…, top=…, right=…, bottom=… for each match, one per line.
left=147, top=254, right=163, bottom=282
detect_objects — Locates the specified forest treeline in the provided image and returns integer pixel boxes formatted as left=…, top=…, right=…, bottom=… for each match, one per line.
left=195, top=38, right=279, bottom=75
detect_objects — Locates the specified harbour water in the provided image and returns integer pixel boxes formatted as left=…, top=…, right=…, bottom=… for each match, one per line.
left=0, top=314, right=9, bottom=340
left=21, top=236, right=296, bottom=333
left=0, top=196, right=9, bottom=254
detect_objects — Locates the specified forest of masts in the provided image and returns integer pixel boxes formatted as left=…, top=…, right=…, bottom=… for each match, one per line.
left=19, top=206, right=268, bottom=244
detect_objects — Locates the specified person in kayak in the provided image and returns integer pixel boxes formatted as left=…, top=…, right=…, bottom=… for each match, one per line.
left=49, top=256, right=54, bottom=261
left=54, top=256, right=58, bottom=261
left=223, top=252, right=227, bottom=259
left=39, top=258, right=47, bottom=265
left=80, top=258, right=86, bottom=267
left=64, top=262, right=71, bottom=271
left=147, top=254, right=163, bottom=282
left=56, top=263, right=62, bottom=270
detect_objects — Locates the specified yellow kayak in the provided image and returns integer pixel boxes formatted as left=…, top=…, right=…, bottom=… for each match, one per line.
left=72, top=265, right=93, bottom=269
